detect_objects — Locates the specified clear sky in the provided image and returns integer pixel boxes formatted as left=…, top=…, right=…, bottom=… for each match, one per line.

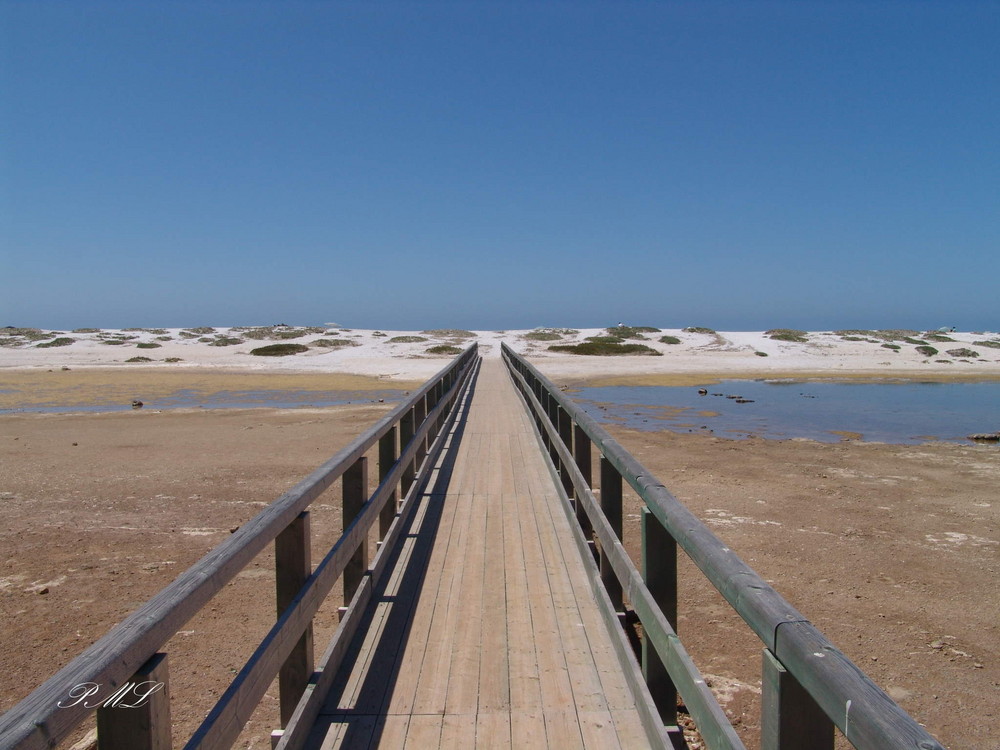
left=2, top=1, right=998, bottom=332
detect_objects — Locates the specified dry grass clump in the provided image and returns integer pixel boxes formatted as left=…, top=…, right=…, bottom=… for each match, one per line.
left=422, top=329, right=475, bottom=339
left=250, top=343, right=310, bottom=356
left=136, top=342, right=162, bottom=349
left=765, top=329, right=809, bottom=342
left=683, top=326, right=716, bottom=334
left=426, top=345, right=463, bottom=355
left=549, top=342, right=662, bottom=356
left=605, top=326, right=660, bottom=339
left=209, top=337, right=243, bottom=347
left=522, top=331, right=564, bottom=341
left=313, top=339, right=360, bottom=349
left=972, top=340, right=1000, bottom=349
left=946, top=348, right=980, bottom=358
left=36, top=337, right=75, bottom=348
left=389, top=336, right=428, bottom=344
left=125, top=356, right=154, bottom=363
left=659, top=335, right=681, bottom=345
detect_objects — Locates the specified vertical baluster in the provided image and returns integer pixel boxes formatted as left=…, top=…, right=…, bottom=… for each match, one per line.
left=379, top=427, right=398, bottom=539
left=414, top=396, right=428, bottom=470
left=96, top=653, right=171, bottom=750
left=573, top=425, right=594, bottom=540
left=557, top=406, right=574, bottom=497
left=400, top=407, right=416, bottom=498
left=599, top=457, right=624, bottom=612
left=762, top=649, right=833, bottom=750
left=641, top=508, right=677, bottom=726
left=275, top=511, right=313, bottom=727
left=343, top=457, right=368, bottom=606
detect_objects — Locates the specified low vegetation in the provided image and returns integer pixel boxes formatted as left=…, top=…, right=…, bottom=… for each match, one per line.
left=765, top=329, right=809, bottom=343
left=250, top=343, right=310, bottom=356
left=683, top=326, right=716, bottom=334
left=165, top=357, right=183, bottom=363
left=606, top=326, right=660, bottom=339
left=313, top=338, right=359, bottom=348
left=126, top=356, right=154, bottom=363
left=915, top=345, right=939, bottom=357
left=136, top=342, right=162, bottom=349
left=755, top=351, right=769, bottom=357
left=659, top=335, right=681, bottom=345
left=37, top=337, right=75, bottom=348
left=924, top=333, right=957, bottom=342
left=426, top=345, right=462, bottom=355
left=946, top=348, right=980, bottom=358
left=389, top=336, right=427, bottom=344
left=235, top=326, right=325, bottom=340
left=586, top=335, right=625, bottom=344
left=549, top=342, right=662, bottom=356
left=210, top=337, right=243, bottom=347
left=184, top=327, right=216, bottom=335
left=72, top=328, right=100, bottom=334
left=973, top=340, right=1000, bottom=349
left=522, top=331, right=563, bottom=341
left=422, top=329, right=476, bottom=339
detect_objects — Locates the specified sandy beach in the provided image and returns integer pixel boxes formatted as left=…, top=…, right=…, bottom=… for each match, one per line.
left=2, top=325, right=998, bottom=748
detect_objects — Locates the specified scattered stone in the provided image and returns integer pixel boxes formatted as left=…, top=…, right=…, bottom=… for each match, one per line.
left=131, top=400, right=143, bottom=409
left=697, top=388, right=708, bottom=395
left=968, top=432, right=1000, bottom=442
left=38, top=587, right=49, bottom=595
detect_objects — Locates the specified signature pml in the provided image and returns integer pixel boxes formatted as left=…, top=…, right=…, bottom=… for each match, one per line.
left=57, top=682, right=165, bottom=710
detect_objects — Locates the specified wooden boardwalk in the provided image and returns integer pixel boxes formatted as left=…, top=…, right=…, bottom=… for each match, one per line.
left=304, top=359, right=649, bottom=749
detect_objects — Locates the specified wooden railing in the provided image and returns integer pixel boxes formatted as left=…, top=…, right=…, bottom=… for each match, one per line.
left=501, top=343, right=945, bottom=750
left=0, top=345, right=479, bottom=750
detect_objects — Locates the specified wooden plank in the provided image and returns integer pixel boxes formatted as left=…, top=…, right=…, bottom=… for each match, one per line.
left=438, top=714, right=477, bottom=747
left=276, top=512, right=314, bottom=728
left=475, top=712, right=511, bottom=750
left=96, top=652, right=171, bottom=750
left=401, top=714, right=442, bottom=748
left=762, top=648, right=834, bottom=750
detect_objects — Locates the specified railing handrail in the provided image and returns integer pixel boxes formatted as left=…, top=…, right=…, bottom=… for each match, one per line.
left=501, top=343, right=944, bottom=750
left=0, top=345, right=478, bottom=750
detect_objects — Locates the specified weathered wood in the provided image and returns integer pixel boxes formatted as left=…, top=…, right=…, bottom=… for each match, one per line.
left=275, top=512, right=314, bottom=728
left=378, top=427, right=398, bottom=540
left=501, top=343, right=946, bottom=750
left=641, top=508, right=677, bottom=726
left=399, top=407, right=416, bottom=498
left=599, top=457, right=624, bottom=613
left=573, top=424, right=594, bottom=539
left=556, top=406, right=574, bottom=498
left=0, top=346, right=477, bottom=750
left=342, top=457, right=369, bottom=606
left=762, top=648, right=834, bottom=750
left=96, top=653, right=171, bottom=750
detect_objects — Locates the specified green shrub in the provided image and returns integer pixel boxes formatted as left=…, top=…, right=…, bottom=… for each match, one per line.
left=184, top=327, right=216, bottom=334
left=126, top=356, right=154, bottom=363
left=924, top=333, right=956, bottom=342
left=881, top=343, right=901, bottom=350
left=606, top=326, right=660, bottom=339
left=178, top=331, right=198, bottom=339
left=37, top=337, right=75, bottom=348
left=250, top=344, right=310, bottom=356
left=422, top=329, right=475, bottom=339
left=136, top=342, right=162, bottom=349
left=659, top=335, right=681, bottom=345
left=915, top=345, right=939, bottom=357
left=765, top=329, right=809, bottom=343
left=901, top=337, right=927, bottom=345
left=426, top=345, right=463, bottom=355
left=156, top=336, right=173, bottom=341
left=586, top=335, right=625, bottom=344
left=755, top=351, right=769, bottom=357
left=101, top=339, right=130, bottom=346
left=549, top=342, right=662, bottom=356
left=946, top=348, right=979, bottom=358
left=210, top=337, right=243, bottom=347
left=388, top=336, right=427, bottom=344
left=313, top=338, right=359, bottom=348
left=165, top=357, right=183, bottom=363
left=683, top=326, right=716, bottom=334
left=72, top=328, right=100, bottom=333
left=973, top=340, right=1000, bottom=349
left=523, top=332, right=563, bottom=341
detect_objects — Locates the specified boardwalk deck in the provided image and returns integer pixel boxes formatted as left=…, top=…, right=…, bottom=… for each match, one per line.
left=304, top=360, right=649, bottom=749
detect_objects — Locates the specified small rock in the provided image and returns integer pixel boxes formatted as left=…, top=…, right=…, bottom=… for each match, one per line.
left=38, top=587, right=49, bottom=595
left=131, top=400, right=143, bottom=409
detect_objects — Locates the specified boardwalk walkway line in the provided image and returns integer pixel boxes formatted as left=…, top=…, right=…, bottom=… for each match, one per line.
left=303, top=359, right=650, bottom=749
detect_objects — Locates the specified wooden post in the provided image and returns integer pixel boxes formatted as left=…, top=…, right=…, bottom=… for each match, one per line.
left=343, top=457, right=369, bottom=606
left=762, top=649, right=834, bottom=750
left=573, top=425, right=594, bottom=540
left=599, top=457, right=624, bottom=612
left=400, top=407, right=416, bottom=497
left=96, top=652, right=171, bottom=750
left=379, top=427, right=398, bottom=539
left=275, top=512, right=313, bottom=727
left=557, top=407, right=574, bottom=497
left=642, top=508, right=678, bottom=726
left=414, top=396, right=428, bottom=470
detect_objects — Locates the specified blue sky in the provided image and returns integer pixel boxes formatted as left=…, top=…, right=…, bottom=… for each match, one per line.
left=2, top=1, right=998, bottom=332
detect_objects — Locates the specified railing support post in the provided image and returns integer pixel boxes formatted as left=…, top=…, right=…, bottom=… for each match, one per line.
left=599, top=457, right=624, bottom=612
left=343, top=457, right=369, bottom=605
left=400, top=407, right=416, bottom=497
left=642, top=508, right=678, bottom=726
left=275, top=511, right=314, bottom=727
left=379, top=426, right=398, bottom=538
left=573, top=425, right=594, bottom=540
left=414, top=396, right=428, bottom=470
left=96, top=652, right=171, bottom=750
left=762, top=649, right=834, bottom=750
left=556, top=407, right=574, bottom=498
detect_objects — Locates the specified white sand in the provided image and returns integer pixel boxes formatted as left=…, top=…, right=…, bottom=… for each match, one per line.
left=2, top=325, right=999, bottom=382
